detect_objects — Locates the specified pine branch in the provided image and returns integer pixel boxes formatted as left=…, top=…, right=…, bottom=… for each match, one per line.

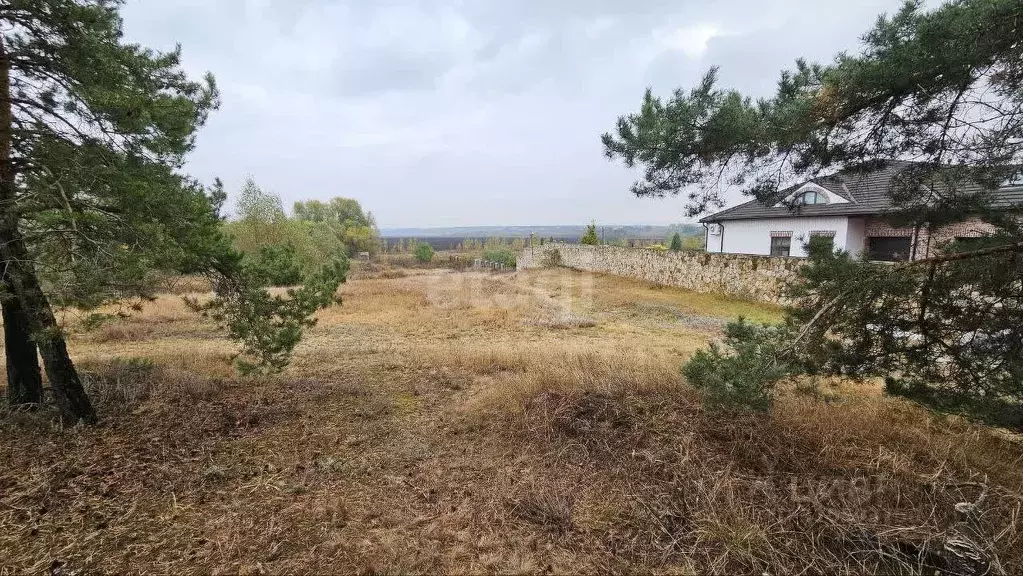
left=897, top=240, right=1023, bottom=268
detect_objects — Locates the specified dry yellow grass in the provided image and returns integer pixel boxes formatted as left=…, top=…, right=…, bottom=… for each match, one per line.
left=1, top=266, right=1021, bottom=574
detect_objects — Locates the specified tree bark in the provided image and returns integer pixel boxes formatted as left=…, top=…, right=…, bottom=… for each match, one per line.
left=0, top=32, right=95, bottom=423
left=2, top=274, right=43, bottom=406
left=0, top=235, right=96, bottom=423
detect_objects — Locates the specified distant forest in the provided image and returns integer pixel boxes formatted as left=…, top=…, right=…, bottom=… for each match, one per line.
left=380, top=224, right=704, bottom=241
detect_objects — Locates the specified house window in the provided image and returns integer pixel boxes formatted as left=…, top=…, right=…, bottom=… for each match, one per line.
left=867, top=237, right=912, bottom=261
left=770, top=233, right=792, bottom=257
left=798, top=190, right=829, bottom=205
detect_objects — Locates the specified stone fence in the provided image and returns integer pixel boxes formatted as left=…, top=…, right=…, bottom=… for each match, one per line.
left=472, top=258, right=512, bottom=272
left=516, top=244, right=802, bottom=304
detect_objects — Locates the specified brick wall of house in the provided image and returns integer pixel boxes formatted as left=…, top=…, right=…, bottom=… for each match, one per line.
left=863, top=219, right=916, bottom=238
left=862, top=216, right=996, bottom=259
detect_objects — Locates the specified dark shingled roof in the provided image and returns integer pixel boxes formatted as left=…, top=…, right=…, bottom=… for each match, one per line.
left=699, top=162, right=1023, bottom=223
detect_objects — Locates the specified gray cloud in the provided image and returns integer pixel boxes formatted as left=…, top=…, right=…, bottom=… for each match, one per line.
left=120, top=0, right=906, bottom=227
left=331, top=49, right=451, bottom=96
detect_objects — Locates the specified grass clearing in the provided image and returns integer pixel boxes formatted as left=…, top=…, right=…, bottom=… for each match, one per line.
left=1, top=264, right=1020, bottom=573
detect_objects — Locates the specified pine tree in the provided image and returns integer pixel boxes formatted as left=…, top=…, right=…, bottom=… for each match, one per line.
left=605, top=0, right=1023, bottom=424
left=1, top=1, right=346, bottom=422
left=669, top=233, right=684, bottom=251
left=580, top=222, right=599, bottom=245
left=0, top=1, right=221, bottom=421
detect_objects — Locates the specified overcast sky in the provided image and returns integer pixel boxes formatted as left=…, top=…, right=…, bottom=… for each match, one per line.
left=120, top=0, right=903, bottom=228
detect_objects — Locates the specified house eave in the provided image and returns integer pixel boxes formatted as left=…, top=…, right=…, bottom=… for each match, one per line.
left=700, top=210, right=878, bottom=223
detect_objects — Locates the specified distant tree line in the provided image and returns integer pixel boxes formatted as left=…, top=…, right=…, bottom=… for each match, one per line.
left=222, top=178, right=379, bottom=286
left=576, top=222, right=705, bottom=251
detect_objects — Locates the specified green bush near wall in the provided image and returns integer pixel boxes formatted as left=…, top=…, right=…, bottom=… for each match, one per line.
left=483, top=248, right=517, bottom=267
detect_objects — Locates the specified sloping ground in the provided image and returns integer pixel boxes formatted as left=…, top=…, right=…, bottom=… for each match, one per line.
left=1, top=267, right=1021, bottom=573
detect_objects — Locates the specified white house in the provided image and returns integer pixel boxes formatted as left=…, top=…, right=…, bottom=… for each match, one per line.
left=700, top=162, right=1023, bottom=261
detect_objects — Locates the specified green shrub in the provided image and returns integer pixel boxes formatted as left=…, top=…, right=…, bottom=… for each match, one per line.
left=413, top=241, right=435, bottom=263
left=243, top=243, right=303, bottom=287
left=580, top=222, right=599, bottom=245
left=483, top=248, right=516, bottom=267
left=647, top=244, right=668, bottom=252
left=669, top=233, right=684, bottom=251
left=682, top=318, right=793, bottom=411
left=682, top=234, right=706, bottom=251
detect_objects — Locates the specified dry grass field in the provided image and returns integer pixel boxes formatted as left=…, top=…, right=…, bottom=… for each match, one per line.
left=2, top=265, right=1022, bottom=573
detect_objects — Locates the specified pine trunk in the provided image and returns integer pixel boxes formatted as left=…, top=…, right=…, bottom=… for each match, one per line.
left=0, top=33, right=95, bottom=423
left=2, top=274, right=43, bottom=406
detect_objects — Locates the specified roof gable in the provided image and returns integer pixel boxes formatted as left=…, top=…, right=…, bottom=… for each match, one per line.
left=775, top=182, right=851, bottom=207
